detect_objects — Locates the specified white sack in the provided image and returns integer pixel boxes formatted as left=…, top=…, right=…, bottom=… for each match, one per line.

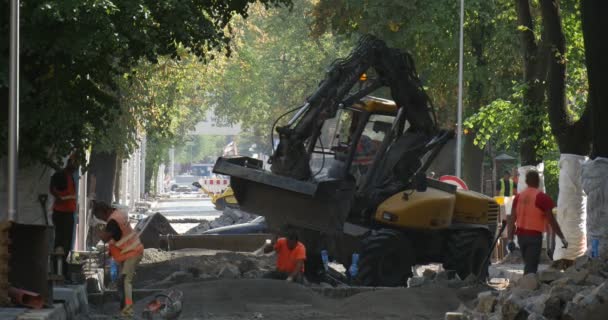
left=553, top=154, right=587, bottom=260
left=518, top=164, right=545, bottom=193
left=581, top=157, right=608, bottom=258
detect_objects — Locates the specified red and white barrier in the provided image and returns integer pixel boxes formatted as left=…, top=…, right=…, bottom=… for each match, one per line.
left=199, top=178, right=229, bottom=194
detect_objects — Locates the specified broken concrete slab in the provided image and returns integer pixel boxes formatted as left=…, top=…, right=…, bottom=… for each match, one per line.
left=476, top=291, right=497, bottom=313
left=501, top=295, right=529, bottom=320
left=517, top=274, right=539, bottom=291
left=217, top=264, right=241, bottom=279
left=538, top=268, right=562, bottom=283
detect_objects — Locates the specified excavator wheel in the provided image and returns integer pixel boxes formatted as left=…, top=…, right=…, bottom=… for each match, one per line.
left=444, top=228, right=492, bottom=280
left=356, top=229, right=414, bottom=287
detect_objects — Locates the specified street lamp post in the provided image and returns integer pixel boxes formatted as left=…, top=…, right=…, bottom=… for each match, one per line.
left=456, top=0, right=465, bottom=178
left=8, top=0, right=20, bottom=221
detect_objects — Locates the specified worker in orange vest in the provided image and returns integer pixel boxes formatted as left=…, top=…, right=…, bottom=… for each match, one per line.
left=49, top=154, right=79, bottom=280
left=507, top=170, right=568, bottom=274
left=93, top=202, right=144, bottom=317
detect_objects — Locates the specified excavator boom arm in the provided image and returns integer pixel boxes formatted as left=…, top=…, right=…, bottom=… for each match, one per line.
left=270, top=35, right=437, bottom=180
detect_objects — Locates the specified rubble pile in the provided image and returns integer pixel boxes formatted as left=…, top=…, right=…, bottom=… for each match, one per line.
left=459, top=255, right=608, bottom=320
left=406, top=269, right=479, bottom=289
left=185, top=208, right=258, bottom=234
left=136, top=249, right=275, bottom=289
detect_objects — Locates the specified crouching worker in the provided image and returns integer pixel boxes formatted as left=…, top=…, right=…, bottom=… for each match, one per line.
left=93, top=202, right=144, bottom=317
left=263, top=231, right=306, bottom=283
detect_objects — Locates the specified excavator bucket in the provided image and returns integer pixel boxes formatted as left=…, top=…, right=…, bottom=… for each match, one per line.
left=213, top=157, right=355, bottom=234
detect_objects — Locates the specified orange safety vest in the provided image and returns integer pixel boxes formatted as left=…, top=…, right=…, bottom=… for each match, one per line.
left=52, top=171, right=77, bottom=213
left=108, top=210, right=144, bottom=262
left=515, top=187, right=547, bottom=233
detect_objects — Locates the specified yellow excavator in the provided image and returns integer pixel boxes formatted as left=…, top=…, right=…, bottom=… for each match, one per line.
left=214, top=36, right=499, bottom=286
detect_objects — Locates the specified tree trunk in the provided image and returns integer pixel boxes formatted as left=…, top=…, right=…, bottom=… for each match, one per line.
left=581, top=0, right=608, bottom=158
left=113, top=157, right=122, bottom=203
left=88, top=150, right=117, bottom=204
left=540, top=0, right=591, bottom=261
left=516, top=0, right=550, bottom=166
left=542, top=0, right=591, bottom=154
left=462, top=18, right=489, bottom=192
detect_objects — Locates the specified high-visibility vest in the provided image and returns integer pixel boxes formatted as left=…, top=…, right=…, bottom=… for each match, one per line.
left=52, top=171, right=77, bottom=213
left=108, top=210, right=144, bottom=262
left=515, top=187, right=547, bottom=233
left=498, top=179, right=514, bottom=197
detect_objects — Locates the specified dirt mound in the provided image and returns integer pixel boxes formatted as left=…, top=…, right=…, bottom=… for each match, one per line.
left=130, top=279, right=467, bottom=320
left=335, top=286, right=462, bottom=319
left=136, top=250, right=275, bottom=288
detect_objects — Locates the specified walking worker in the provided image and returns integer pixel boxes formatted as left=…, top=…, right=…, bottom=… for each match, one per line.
left=497, top=170, right=517, bottom=197
left=263, top=231, right=306, bottom=283
left=93, top=202, right=144, bottom=317
left=49, top=153, right=79, bottom=280
left=507, top=170, right=568, bottom=274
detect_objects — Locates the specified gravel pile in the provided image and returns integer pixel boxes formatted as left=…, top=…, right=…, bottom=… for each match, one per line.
left=185, top=208, right=258, bottom=234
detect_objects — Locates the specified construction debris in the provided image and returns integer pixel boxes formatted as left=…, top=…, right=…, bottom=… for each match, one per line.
left=136, top=213, right=178, bottom=249
left=456, top=255, right=608, bottom=320
left=185, top=208, right=258, bottom=234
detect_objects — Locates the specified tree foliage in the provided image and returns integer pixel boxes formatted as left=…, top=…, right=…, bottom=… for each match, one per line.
left=0, top=0, right=290, bottom=168
left=200, top=1, right=353, bottom=153
left=464, top=0, right=588, bottom=161
left=311, top=0, right=522, bottom=125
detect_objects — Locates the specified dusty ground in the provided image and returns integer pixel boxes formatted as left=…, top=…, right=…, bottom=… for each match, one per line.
left=128, top=279, right=465, bottom=320
left=86, top=249, right=488, bottom=319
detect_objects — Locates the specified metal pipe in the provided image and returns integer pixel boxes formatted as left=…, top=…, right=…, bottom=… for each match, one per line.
left=456, top=0, right=465, bottom=178
left=8, top=0, right=20, bottom=221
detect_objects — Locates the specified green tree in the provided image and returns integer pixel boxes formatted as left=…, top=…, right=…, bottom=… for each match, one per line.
left=201, top=1, right=353, bottom=153
left=0, top=0, right=291, bottom=168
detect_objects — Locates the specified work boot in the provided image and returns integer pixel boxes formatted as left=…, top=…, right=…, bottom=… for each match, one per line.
left=120, top=304, right=134, bottom=318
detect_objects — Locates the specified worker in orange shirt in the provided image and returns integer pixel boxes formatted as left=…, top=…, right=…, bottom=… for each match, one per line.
left=507, top=170, right=568, bottom=274
left=264, top=231, right=306, bottom=283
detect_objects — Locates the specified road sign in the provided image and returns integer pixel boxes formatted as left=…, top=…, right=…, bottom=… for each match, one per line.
left=439, top=175, right=469, bottom=190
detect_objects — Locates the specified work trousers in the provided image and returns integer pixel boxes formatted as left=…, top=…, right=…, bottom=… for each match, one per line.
left=517, top=233, right=543, bottom=274
left=118, top=254, right=142, bottom=309
left=52, top=211, right=75, bottom=279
